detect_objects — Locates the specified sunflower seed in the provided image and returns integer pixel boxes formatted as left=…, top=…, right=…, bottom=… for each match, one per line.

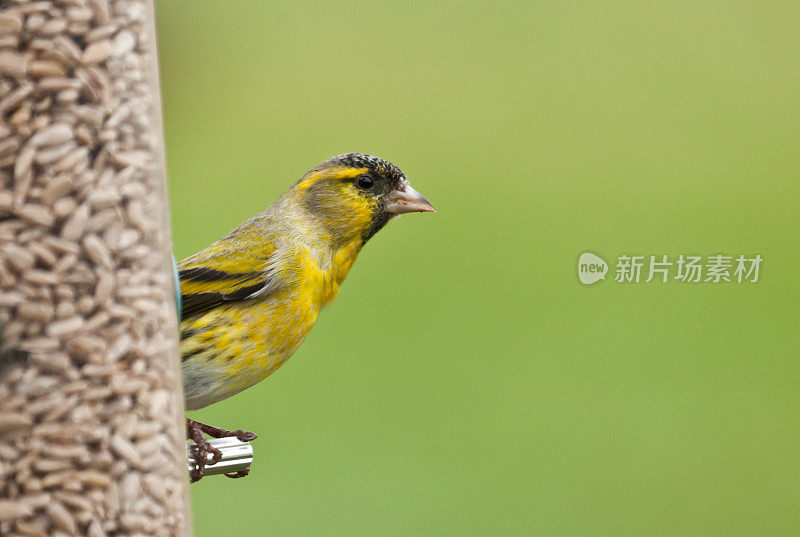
left=81, top=40, right=113, bottom=64
left=45, top=501, right=76, bottom=535
left=30, top=123, right=72, bottom=147
left=0, top=51, right=28, bottom=78
left=0, top=501, right=34, bottom=522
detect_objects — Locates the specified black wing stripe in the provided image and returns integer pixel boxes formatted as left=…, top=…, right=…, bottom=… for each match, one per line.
left=181, top=280, right=269, bottom=319
left=219, top=281, right=268, bottom=301
left=179, top=266, right=255, bottom=282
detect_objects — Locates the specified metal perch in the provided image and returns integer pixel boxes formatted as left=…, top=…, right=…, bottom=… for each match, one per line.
left=187, top=437, right=254, bottom=477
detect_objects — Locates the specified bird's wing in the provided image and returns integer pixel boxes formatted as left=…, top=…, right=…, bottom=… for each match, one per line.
left=178, top=238, right=279, bottom=319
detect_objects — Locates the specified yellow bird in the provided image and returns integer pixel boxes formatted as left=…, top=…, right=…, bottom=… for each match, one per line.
left=179, top=154, right=434, bottom=480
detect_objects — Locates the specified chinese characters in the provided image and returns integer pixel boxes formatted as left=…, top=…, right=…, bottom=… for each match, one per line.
left=613, top=255, right=762, bottom=283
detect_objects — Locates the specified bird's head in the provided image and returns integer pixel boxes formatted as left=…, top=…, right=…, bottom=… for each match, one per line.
left=287, top=153, right=435, bottom=246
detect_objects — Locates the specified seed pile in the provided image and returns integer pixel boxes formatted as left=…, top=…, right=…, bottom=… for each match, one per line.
left=0, top=0, right=189, bottom=536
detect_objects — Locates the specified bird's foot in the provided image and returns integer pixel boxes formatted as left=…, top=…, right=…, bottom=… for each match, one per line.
left=224, top=468, right=250, bottom=479
left=188, top=418, right=258, bottom=442
left=186, top=418, right=257, bottom=482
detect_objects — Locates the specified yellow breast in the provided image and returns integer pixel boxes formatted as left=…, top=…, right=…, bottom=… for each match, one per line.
left=298, top=237, right=363, bottom=307
left=180, top=237, right=364, bottom=409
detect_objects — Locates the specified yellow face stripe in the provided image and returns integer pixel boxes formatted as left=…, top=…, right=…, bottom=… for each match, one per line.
left=295, top=167, right=368, bottom=191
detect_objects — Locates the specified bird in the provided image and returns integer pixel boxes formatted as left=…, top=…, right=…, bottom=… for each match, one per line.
left=178, top=153, right=434, bottom=481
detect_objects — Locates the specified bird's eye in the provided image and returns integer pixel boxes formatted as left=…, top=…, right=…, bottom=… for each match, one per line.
left=356, top=174, right=375, bottom=190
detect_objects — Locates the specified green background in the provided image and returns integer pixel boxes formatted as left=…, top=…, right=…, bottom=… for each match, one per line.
left=156, top=2, right=799, bottom=535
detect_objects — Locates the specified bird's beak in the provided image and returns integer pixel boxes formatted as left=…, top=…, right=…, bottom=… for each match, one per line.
left=384, top=184, right=435, bottom=214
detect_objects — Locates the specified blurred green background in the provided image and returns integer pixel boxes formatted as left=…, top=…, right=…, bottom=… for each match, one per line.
left=155, top=1, right=799, bottom=535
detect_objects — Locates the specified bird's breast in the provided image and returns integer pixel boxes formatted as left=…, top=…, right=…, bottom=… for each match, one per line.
left=295, top=238, right=363, bottom=308
left=180, top=239, right=365, bottom=410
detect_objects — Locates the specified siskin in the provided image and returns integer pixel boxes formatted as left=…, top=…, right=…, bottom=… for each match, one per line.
left=179, top=153, right=434, bottom=480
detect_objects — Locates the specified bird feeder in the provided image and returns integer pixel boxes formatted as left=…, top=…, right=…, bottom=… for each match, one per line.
left=0, top=1, right=228, bottom=535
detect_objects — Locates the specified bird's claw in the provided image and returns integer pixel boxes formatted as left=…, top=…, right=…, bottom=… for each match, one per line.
left=188, top=441, right=223, bottom=483
left=230, top=429, right=257, bottom=442
left=186, top=418, right=256, bottom=483
left=224, top=468, right=250, bottom=479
